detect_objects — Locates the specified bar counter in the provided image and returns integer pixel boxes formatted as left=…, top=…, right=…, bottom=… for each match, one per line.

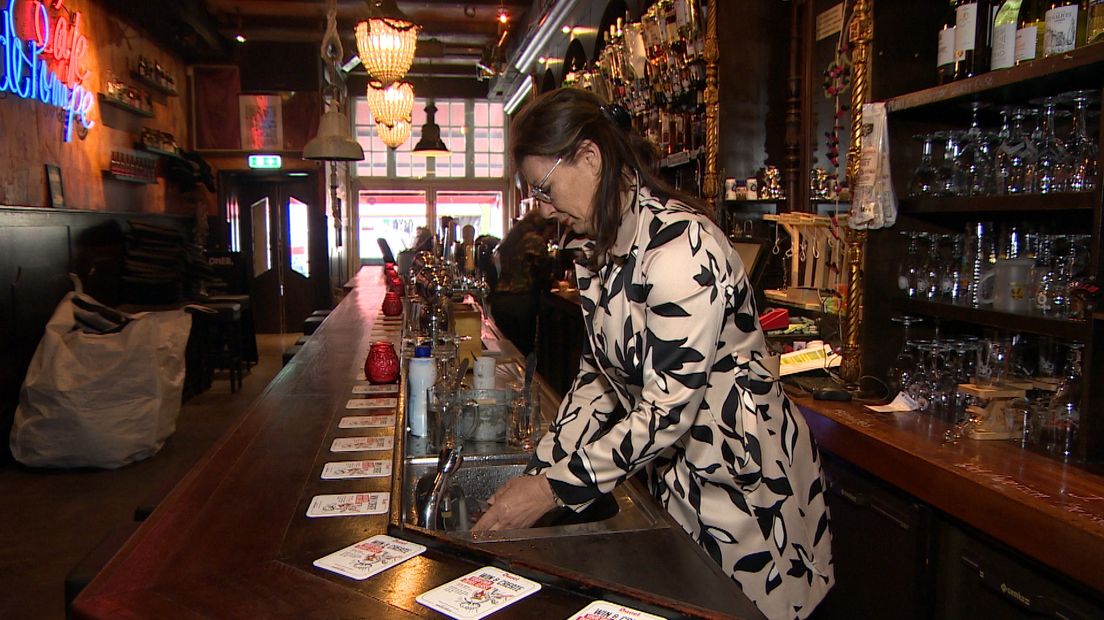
left=72, top=267, right=763, bottom=620
left=793, top=395, right=1104, bottom=594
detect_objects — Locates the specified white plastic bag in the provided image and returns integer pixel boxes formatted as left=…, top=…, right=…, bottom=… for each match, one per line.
left=10, top=289, right=192, bottom=469
left=849, top=102, right=898, bottom=230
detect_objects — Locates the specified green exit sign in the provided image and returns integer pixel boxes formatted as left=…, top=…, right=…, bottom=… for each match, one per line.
left=248, top=154, right=282, bottom=169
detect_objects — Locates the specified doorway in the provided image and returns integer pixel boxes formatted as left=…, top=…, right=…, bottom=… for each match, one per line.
left=224, top=172, right=327, bottom=333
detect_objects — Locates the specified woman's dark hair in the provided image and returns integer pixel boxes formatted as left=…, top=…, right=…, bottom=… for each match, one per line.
left=510, top=88, right=711, bottom=263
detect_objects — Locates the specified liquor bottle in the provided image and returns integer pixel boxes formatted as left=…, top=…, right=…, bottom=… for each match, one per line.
left=1016, top=0, right=1047, bottom=62
left=955, top=0, right=994, bottom=79
left=1090, top=0, right=1104, bottom=43
left=1044, top=0, right=1088, bottom=55
left=938, top=0, right=959, bottom=83
left=993, top=0, right=1024, bottom=69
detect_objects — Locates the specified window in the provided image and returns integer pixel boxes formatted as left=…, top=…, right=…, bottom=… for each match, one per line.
left=436, top=191, right=504, bottom=239
left=358, top=190, right=429, bottom=261
left=353, top=98, right=505, bottom=178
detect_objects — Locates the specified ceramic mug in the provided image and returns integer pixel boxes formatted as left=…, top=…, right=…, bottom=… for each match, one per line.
left=978, top=258, right=1035, bottom=314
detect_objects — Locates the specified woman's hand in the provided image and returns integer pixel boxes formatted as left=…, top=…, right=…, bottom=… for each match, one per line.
left=472, top=474, right=558, bottom=531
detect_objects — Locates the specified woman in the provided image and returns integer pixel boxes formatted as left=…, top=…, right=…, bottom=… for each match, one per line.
left=472, top=88, right=833, bottom=619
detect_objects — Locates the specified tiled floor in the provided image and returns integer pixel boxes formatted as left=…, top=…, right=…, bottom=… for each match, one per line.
left=0, top=333, right=299, bottom=620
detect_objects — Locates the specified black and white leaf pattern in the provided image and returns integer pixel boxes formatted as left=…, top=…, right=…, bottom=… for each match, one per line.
left=530, top=186, right=834, bottom=620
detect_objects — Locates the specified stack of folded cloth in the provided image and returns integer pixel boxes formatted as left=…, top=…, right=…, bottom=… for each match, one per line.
left=122, top=221, right=186, bottom=304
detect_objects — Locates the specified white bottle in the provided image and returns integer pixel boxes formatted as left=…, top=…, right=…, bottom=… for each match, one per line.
left=407, top=346, right=435, bottom=437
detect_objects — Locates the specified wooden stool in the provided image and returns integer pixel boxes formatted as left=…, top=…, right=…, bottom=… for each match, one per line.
left=303, top=315, right=325, bottom=335
left=203, top=302, right=244, bottom=393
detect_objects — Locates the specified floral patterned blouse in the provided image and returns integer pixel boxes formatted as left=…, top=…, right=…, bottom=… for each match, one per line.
left=528, top=184, right=834, bottom=619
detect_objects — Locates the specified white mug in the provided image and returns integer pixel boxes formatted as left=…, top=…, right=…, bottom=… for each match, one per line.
left=978, top=258, right=1034, bottom=314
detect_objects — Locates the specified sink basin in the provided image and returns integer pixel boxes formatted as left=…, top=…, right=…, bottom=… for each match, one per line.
left=401, top=453, right=666, bottom=542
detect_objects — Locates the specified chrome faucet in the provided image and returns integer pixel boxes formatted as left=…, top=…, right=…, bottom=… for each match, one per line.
left=418, top=445, right=464, bottom=529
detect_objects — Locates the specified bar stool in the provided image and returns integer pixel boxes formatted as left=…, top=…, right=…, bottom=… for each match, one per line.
left=202, top=293, right=257, bottom=367
left=303, top=315, right=325, bottom=336
left=203, top=302, right=244, bottom=393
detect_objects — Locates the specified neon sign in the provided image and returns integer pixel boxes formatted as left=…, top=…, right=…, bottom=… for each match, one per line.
left=0, top=0, right=95, bottom=141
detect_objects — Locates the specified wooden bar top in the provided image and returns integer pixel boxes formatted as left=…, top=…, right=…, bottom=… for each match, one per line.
left=794, top=395, right=1104, bottom=594
left=73, top=267, right=762, bottom=620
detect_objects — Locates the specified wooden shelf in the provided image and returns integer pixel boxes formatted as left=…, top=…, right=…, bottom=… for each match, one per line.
left=131, top=71, right=178, bottom=96
left=140, top=145, right=186, bottom=161
left=98, top=93, right=154, bottom=118
left=885, top=42, right=1104, bottom=119
left=900, top=192, right=1098, bottom=214
left=724, top=198, right=780, bottom=204
left=102, top=171, right=157, bottom=185
left=894, top=298, right=1088, bottom=340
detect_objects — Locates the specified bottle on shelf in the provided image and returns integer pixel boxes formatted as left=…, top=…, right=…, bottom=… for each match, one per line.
left=993, top=0, right=1025, bottom=70
left=1043, top=0, right=1088, bottom=55
left=939, top=0, right=960, bottom=83
left=1089, top=0, right=1104, bottom=43
left=954, top=0, right=995, bottom=80
left=1016, top=0, right=1048, bottom=63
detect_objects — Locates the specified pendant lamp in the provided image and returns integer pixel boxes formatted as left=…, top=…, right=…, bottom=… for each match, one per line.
left=366, top=80, right=414, bottom=128
left=304, top=1, right=364, bottom=162
left=411, top=100, right=450, bottom=157
left=355, top=0, right=420, bottom=86
left=377, top=119, right=411, bottom=149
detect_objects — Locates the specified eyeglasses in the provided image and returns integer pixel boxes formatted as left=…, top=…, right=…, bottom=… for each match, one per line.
left=528, top=157, right=563, bottom=203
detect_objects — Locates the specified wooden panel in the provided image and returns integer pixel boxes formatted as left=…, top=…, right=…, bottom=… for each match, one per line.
left=0, top=0, right=189, bottom=213
left=796, top=396, right=1104, bottom=594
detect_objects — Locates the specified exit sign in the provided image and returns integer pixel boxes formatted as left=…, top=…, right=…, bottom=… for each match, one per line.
left=248, top=154, right=282, bottom=169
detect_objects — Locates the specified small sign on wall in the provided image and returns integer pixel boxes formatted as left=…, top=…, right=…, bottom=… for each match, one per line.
left=45, top=164, right=65, bottom=209
left=816, top=3, right=845, bottom=41
left=239, top=94, right=284, bottom=151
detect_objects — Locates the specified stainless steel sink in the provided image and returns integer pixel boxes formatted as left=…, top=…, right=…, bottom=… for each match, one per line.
left=401, top=453, right=666, bottom=542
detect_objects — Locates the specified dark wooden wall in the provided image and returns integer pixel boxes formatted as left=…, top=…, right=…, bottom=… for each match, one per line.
left=717, top=1, right=791, bottom=189
left=0, top=207, right=192, bottom=462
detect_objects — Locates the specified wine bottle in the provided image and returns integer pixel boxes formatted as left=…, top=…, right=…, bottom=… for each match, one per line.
left=955, top=0, right=994, bottom=79
left=1015, top=0, right=1046, bottom=63
left=993, top=0, right=1024, bottom=69
left=938, top=0, right=959, bottom=83
left=1044, top=0, right=1088, bottom=55
left=1090, top=0, right=1104, bottom=43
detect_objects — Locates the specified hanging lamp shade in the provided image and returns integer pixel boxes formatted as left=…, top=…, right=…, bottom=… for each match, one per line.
left=355, top=0, right=420, bottom=86
left=377, top=119, right=411, bottom=149
left=303, top=109, right=365, bottom=161
left=411, top=100, right=449, bottom=157
left=366, top=80, right=414, bottom=128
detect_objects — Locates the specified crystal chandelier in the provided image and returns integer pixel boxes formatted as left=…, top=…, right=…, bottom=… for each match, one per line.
left=366, top=80, right=414, bottom=128
left=355, top=0, right=420, bottom=86
left=377, top=119, right=411, bottom=149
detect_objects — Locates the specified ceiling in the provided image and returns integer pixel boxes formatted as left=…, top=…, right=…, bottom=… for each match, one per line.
left=109, top=0, right=533, bottom=94
left=205, top=1, right=532, bottom=84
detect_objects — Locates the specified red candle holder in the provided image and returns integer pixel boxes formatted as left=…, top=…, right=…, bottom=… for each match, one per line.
left=381, top=291, right=403, bottom=317
left=365, top=341, right=399, bottom=384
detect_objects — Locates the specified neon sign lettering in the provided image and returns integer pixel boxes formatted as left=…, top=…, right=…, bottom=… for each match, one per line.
left=0, top=0, right=94, bottom=141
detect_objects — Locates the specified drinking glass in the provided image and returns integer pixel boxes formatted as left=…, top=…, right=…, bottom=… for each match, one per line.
left=908, top=134, right=941, bottom=197
left=506, top=382, right=542, bottom=451
left=974, top=337, right=1011, bottom=387
left=1047, top=344, right=1083, bottom=461
left=964, top=221, right=997, bottom=308
left=1061, top=90, right=1099, bottom=193
left=1030, top=97, right=1070, bottom=194
left=996, top=107, right=1038, bottom=194
left=887, top=315, right=924, bottom=396
left=897, top=232, right=926, bottom=298
left=933, top=131, right=961, bottom=197
left=942, top=234, right=968, bottom=303
left=956, top=102, right=996, bottom=196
